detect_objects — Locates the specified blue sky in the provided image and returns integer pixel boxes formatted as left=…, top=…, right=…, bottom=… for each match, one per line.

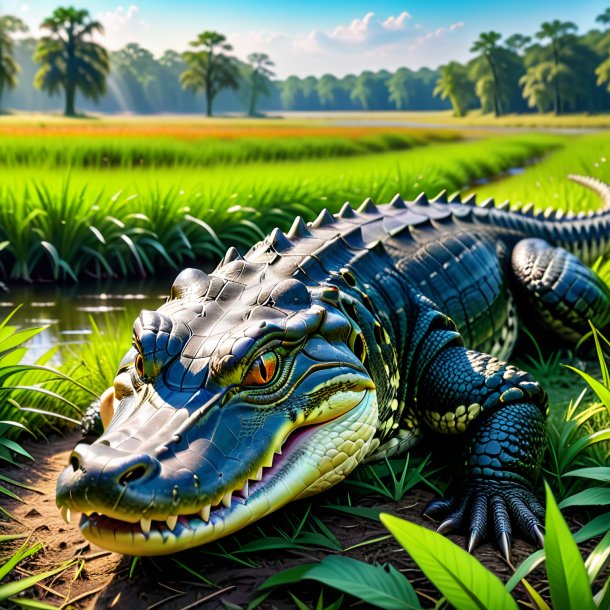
left=1, top=1, right=608, bottom=77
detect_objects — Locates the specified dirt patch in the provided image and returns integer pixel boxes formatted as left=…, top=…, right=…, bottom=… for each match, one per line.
left=1, top=432, right=557, bottom=609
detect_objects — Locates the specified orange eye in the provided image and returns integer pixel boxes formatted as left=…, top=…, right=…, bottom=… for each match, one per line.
left=135, top=353, right=145, bottom=379
left=242, top=352, right=278, bottom=387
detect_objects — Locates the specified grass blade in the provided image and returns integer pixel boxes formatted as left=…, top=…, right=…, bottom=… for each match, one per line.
left=543, top=482, right=596, bottom=610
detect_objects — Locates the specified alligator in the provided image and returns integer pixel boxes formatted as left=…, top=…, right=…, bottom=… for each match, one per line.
left=57, top=175, right=610, bottom=558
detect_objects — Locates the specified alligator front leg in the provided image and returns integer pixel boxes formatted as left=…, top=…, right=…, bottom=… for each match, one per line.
left=415, top=346, right=547, bottom=560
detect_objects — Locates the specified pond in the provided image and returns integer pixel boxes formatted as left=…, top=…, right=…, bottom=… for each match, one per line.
left=0, top=279, right=171, bottom=364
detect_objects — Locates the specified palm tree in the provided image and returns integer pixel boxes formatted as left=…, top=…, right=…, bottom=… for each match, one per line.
left=595, top=9, right=610, bottom=92
left=180, top=31, right=239, bottom=117
left=434, top=62, right=473, bottom=117
left=34, top=7, right=108, bottom=117
left=504, top=34, right=531, bottom=54
left=387, top=67, right=410, bottom=110
left=597, top=8, right=610, bottom=25
left=0, top=15, right=28, bottom=112
left=596, top=56, right=610, bottom=92
left=246, top=53, right=274, bottom=117
left=470, top=31, right=503, bottom=116
left=519, top=62, right=556, bottom=112
left=535, top=20, right=578, bottom=114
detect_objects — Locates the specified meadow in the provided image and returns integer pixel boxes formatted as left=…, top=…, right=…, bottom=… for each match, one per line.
left=0, top=117, right=609, bottom=609
left=0, top=124, right=563, bottom=282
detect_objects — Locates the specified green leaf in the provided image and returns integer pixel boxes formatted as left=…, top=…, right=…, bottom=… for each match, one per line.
left=543, top=482, right=595, bottom=610
left=559, top=487, right=610, bottom=509
left=259, top=555, right=421, bottom=610
left=0, top=561, right=75, bottom=602
left=323, top=504, right=383, bottom=521
left=380, top=513, right=517, bottom=610
left=507, top=512, right=610, bottom=592
left=584, top=530, right=610, bottom=583
left=520, top=578, right=551, bottom=610
left=0, top=438, right=33, bottom=460
left=563, top=467, right=610, bottom=483
left=565, top=364, right=610, bottom=412
left=9, top=597, right=61, bottom=609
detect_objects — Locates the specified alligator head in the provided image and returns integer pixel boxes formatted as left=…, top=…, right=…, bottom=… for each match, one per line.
left=56, top=264, right=379, bottom=555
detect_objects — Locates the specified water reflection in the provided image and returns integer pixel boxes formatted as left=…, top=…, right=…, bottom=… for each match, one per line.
left=0, top=279, right=169, bottom=364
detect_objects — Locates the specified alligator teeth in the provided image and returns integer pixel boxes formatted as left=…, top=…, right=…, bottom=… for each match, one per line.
left=140, top=517, right=152, bottom=535
left=274, top=446, right=282, bottom=455
left=241, top=480, right=249, bottom=498
left=262, top=453, right=274, bottom=468
left=222, top=491, right=232, bottom=508
left=200, top=505, right=211, bottom=522
left=60, top=506, right=71, bottom=525
left=252, top=467, right=263, bottom=481
left=166, top=515, right=178, bottom=531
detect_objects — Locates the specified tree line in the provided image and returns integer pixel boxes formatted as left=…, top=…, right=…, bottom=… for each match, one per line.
left=0, top=6, right=609, bottom=117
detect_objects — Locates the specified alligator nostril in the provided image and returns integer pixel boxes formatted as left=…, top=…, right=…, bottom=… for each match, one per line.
left=119, top=465, right=147, bottom=486
left=69, top=454, right=80, bottom=471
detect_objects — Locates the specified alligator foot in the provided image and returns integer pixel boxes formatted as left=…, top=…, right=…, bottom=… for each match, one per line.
left=424, top=478, right=545, bottom=562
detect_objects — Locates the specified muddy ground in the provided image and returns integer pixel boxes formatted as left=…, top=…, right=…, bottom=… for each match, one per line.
left=0, top=431, right=585, bottom=610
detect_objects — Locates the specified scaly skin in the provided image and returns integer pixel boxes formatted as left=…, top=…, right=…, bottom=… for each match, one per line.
left=57, top=176, right=610, bottom=557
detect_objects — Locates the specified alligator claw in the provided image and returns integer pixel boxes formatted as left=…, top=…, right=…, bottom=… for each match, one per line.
left=532, top=524, right=545, bottom=548
left=467, top=531, right=482, bottom=554
left=498, top=531, right=512, bottom=563
left=423, top=497, right=455, bottom=519
left=436, top=517, right=459, bottom=535
left=423, top=478, right=544, bottom=558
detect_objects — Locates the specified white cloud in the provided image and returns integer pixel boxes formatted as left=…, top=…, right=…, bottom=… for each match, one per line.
left=222, top=12, right=471, bottom=78
left=293, top=11, right=460, bottom=57
left=96, top=5, right=149, bottom=50
left=20, top=4, right=29, bottom=12
left=382, top=12, right=411, bottom=31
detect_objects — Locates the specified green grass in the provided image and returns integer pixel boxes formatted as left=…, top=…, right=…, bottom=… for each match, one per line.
left=0, top=133, right=564, bottom=281
left=472, top=131, right=610, bottom=211
left=0, top=131, right=462, bottom=169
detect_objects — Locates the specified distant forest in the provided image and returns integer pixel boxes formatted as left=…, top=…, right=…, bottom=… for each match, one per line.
left=1, top=7, right=610, bottom=116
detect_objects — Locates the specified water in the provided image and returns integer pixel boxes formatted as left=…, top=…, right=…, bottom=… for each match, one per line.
left=0, top=279, right=170, bottom=363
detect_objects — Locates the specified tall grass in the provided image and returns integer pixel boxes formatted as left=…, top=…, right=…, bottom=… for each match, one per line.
left=0, top=131, right=459, bottom=169
left=0, top=134, right=564, bottom=281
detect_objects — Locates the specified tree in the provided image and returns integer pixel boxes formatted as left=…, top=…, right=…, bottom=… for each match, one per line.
left=597, top=7, right=610, bottom=26
left=0, top=15, right=28, bottom=112
left=505, top=34, right=532, bottom=54
left=434, top=62, right=475, bottom=117
left=351, top=71, right=376, bottom=110
left=316, top=74, right=340, bottom=107
left=520, top=62, right=557, bottom=112
left=470, top=31, right=503, bottom=116
left=111, top=44, right=159, bottom=113
left=387, top=67, right=410, bottom=110
left=245, top=52, right=274, bottom=116
left=34, top=7, right=108, bottom=117
left=535, top=20, right=578, bottom=113
left=595, top=9, right=610, bottom=93
left=180, top=31, right=239, bottom=117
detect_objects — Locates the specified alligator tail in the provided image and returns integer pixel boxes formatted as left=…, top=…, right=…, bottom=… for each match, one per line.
left=567, top=174, right=610, bottom=210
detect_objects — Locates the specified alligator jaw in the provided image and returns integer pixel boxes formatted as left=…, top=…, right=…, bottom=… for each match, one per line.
left=76, top=389, right=378, bottom=556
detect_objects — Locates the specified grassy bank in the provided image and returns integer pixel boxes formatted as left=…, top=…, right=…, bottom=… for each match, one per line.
left=471, top=131, right=610, bottom=210
left=0, top=130, right=460, bottom=169
left=0, top=133, right=563, bottom=281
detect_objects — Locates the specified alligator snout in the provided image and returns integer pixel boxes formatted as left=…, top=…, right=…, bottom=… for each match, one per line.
left=56, top=441, right=161, bottom=518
